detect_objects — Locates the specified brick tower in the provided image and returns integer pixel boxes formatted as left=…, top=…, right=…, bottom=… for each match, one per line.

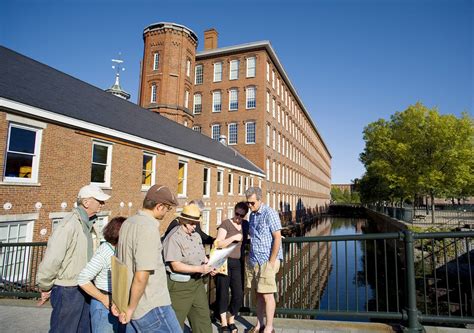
left=139, top=22, right=198, bottom=127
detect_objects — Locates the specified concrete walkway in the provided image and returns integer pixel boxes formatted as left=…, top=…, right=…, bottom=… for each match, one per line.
left=0, top=299, right=471, bottom=333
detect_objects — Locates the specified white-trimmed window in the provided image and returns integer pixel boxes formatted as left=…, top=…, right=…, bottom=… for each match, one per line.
left=212, top=91, right=222, bottom=112
left=91, top=141, right=112, bottom=187
left=277, top=105, right=281, bottom=123
left=227, top=207, right=234, bottom=220
left=229, top=89, right=238, bottom=110
left=150, top=83, right=157, bottom=103
left=266, top=92, right=270, bottom=112
left=0, top=216, right=35, bottom=282
left=177, top=160, right=188, bottom=197
left=195, top=64, right=203, bottom=84
left=266, top=158, right=270, bottom=181
left=184, top=90, right=189, bottom=109
left=238, top=176, right=244, bottom=195
left=246, top=86, right=256, bottom=109
left=272, top=128, right=276, bottom=150
left=278, top=132, right=281, bottom=153
left=142, top=152, right=156, bottom=189
left=228, top=173, right=233, bottom=194
left=192, top=125, right=201, bottom=132
left=217, top=169, right=224, bottom=195
left=272, top=70, right=275, bottom=89
left=228, top=123, right=238, bottom=145
left=193, top=94, right=202, bottom=114
left=272, top=98, right=276, bottom=117
left=201, top=210, right=210, bottom=234
left=211, top=124, right=221, bottom=140
left=266, top=192, right=270, bottom=205
left=213, top=62, right=222, bottom=82
left=244, top=176, right=249, bottom=190
left=186, top=59, right=191, bottom=77
left=203, top=167, right=210, bottom=197
left=247, top=56, right=256, bottom=77
left=4, top=122, right=43, bottom=184
left=277, top=78, right=280, bottom=95
left=216, top=209, right=223, bottom=226
left=266, top=62, right=270, bottom=81
left=246, top=122, right=256, bottom=144
left=153, top=53, right=160, bottom=70
left=229, top=60, right=239, bottom=80
left=266, top=124, right=270, bottom=146
left=272, top=161, right=276, bottom=182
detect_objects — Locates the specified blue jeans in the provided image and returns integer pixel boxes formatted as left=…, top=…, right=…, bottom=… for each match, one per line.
left=50, top=285, right=91, bottom=333
left=127, top=305, right=182, bottom=333
left=90, top=298, right=125, bottom=333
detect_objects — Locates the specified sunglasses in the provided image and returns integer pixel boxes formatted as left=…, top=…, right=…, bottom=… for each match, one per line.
left=247, top=201, right=257, bottom=206
left=235, top=212, right=246, bottom=218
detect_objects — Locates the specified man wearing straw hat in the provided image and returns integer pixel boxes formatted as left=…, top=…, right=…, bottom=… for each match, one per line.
left=163, top=204, right=216, bottom=333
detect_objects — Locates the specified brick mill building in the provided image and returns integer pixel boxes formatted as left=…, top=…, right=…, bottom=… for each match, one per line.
left=138, top=23, right=332, bottom=220
left=0, top=46, right=264, bottom=245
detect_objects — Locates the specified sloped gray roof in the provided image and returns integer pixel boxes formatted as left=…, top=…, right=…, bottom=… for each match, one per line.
left=0, top=46, right=264, bottom=176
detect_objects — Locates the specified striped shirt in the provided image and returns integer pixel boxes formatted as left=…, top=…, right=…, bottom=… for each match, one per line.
left=248, top=203, right=283, bottom=266
left=77, top=242, right=114, bottom=292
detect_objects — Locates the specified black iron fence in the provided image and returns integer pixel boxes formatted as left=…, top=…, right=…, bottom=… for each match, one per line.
left=0, top=241, right=47, bottom=298
left=243, top=231, right=474, bottom=331
left=2, top=232, right=473, bottom=331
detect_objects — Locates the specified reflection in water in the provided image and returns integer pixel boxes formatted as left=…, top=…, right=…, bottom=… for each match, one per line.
left=244, top=216, right=403, bottom=321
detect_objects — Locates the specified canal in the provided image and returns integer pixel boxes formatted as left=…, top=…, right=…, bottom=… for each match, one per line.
left=273, top=215, right=404, bottom=321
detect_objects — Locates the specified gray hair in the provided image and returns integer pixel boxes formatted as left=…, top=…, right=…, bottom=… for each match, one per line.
left=189, top=199, right=205, bottom=211
left=245, top=187, right=262, bottom=200
left=76, top=198, right=87, bottom=207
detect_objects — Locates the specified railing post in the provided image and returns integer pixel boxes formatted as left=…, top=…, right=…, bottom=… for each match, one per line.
left=403, top=231, right=424, bottom=332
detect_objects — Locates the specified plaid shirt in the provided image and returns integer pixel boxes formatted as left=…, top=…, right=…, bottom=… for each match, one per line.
left=248, top=203, right=283, bottom=266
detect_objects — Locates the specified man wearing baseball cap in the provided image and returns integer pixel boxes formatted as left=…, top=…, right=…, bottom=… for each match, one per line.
left=116, top=184, right=182, bottom=332
left=37, top=184, right=111, bottom=333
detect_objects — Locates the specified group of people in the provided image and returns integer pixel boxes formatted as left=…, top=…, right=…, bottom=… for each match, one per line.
left=37, top=184, right=283, bottom=333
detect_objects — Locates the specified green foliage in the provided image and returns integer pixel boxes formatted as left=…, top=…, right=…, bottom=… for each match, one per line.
left=331, top=186, right=360, bottom=204
left=359, top=103, right=474, bottom=207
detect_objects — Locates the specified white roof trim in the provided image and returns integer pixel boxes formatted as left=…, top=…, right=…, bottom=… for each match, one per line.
left=197, top=40, right=331, bottom=158
left=0, top=97, right=265, bottom=177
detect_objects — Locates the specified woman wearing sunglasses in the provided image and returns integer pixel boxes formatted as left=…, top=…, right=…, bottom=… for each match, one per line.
left=214, top=201, right=249, bottom=333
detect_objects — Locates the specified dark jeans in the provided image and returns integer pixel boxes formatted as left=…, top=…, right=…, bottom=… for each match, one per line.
left=50, top=285, right=91, bottom=333
left=216, top=258, right=243, bottom=316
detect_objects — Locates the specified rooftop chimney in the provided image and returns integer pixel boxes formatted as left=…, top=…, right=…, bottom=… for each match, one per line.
left=204, top=28, right=218, bottom=50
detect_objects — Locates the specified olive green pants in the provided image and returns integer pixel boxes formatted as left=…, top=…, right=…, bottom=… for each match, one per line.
left=167, top=276, right=212, bottom=333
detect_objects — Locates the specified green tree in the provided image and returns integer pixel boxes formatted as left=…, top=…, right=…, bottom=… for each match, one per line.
left=360, top=103, right=474, bottom=223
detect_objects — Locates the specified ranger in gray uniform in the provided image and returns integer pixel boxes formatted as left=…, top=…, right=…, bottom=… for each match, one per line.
left=163, top=204, right=216, bottom=333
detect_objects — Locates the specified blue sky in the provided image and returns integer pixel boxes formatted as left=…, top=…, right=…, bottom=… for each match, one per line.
left=1, top=0, right=472, bottom=183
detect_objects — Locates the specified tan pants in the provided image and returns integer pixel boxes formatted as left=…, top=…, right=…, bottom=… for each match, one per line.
left=245, top=260, right=280, bottom=294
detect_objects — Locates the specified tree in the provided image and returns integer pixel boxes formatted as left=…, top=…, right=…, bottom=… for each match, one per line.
left=360, top=103, right=474, bottom=223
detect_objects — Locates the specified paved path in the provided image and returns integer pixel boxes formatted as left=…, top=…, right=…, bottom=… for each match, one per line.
left=0, top=299, right=470, bottom=332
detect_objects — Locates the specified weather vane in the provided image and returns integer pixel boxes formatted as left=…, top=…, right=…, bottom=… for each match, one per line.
left=111, top=52, right=125, bottom=79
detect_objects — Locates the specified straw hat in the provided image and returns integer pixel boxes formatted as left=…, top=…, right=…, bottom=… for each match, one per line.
left=178, top=204, right=201, bottom=223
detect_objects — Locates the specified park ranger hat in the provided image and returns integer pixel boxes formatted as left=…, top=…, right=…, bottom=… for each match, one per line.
left=178, top=204, right=201, bottom=223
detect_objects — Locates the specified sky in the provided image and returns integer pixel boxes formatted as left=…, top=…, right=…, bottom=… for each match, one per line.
left=1, top=0, right=472, bottom=184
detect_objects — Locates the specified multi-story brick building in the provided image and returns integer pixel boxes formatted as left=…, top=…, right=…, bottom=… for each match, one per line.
left=139, top=23, right=332, bottom=220
left=0, top=46, right=264, bottom=246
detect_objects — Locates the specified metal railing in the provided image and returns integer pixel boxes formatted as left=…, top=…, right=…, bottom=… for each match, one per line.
left=368, top=204, right=474, bottom=226
left=243, top=231, right=474, bottom=331
left=2, top=232, right=473, bottom=331
left=0, top=242, right=47, bottom=297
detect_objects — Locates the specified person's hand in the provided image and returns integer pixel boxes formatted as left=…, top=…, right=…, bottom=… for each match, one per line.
left=268, top=260, right=276, bottom=270
left=209, top=268, right=218, bottom=276
left=200, top=264, right=212, bottom=275
left=37, top=290, right=51, bottom=306
left=110, top=303, right=120, bottom=317
left=119, top=308, right=134, bottom=324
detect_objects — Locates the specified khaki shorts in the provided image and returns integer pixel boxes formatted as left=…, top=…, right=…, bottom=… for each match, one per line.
left=245, top=260, right=280, bottom=294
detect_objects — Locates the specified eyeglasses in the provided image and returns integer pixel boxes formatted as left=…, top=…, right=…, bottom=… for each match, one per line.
left=247, top=201, right=257, bottom=206
left=235, top=212, right=246, bottom=218
left=162, top=204, right=172, bottom=211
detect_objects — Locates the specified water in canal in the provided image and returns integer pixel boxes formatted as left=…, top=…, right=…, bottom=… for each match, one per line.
left=274, top=215, right=403, bottom=321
